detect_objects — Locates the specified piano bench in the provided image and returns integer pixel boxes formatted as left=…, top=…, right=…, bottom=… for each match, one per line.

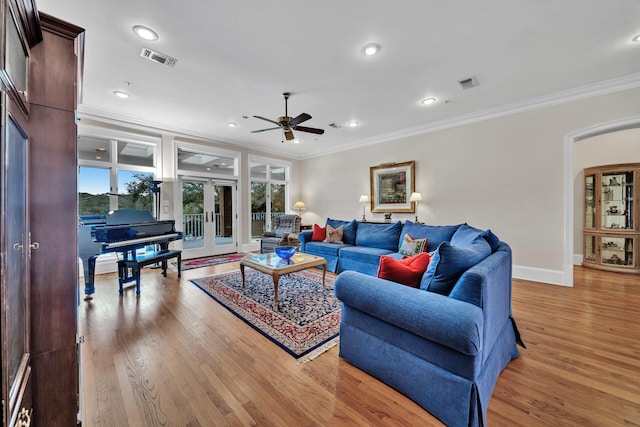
left=117, top=249, right=182, bottom=295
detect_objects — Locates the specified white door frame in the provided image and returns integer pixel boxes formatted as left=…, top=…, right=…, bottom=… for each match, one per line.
left=178, top=176, right=238, bottom=259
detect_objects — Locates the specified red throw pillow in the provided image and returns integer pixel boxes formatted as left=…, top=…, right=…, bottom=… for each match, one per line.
left=311, top=224, right=326, bottom=241
left=377, top=253, right=431, bottom=288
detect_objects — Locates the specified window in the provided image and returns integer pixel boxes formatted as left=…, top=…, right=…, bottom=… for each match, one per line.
left=77, top=133, right=159, bottom=216
left=250, top=158, right=290, bottom=239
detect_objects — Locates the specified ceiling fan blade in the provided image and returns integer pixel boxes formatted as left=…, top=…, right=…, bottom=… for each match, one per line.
left=251, top=127, right=281, bottom=133
left=294, top=126, right=325, bottom=135
left=289, top=112, right=312, bottom=126
left=253, top=115, right=281, bottom=126
left=284, top=129, right=295, bottom=140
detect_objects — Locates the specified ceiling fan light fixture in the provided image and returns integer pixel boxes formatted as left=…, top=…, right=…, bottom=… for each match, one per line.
left=362, top=43, right=381, bottom=56
left=421, top=97, right=437, bottom=105
left=133, top=25, right=159, bottom=41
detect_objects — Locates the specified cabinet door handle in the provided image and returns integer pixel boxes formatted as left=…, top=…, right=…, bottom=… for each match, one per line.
left=28, top=232, right=40, bottom=258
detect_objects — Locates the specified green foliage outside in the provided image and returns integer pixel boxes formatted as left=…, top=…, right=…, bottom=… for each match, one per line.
left=78, top=172, right=153, bottom=216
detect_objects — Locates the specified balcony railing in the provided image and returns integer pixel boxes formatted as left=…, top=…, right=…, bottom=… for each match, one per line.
left=183, top=212, right=284, bottom=241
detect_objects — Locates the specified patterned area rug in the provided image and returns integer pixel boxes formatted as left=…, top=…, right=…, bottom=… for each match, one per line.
left=191, top=269, right=340, bottom=363
left=170, top=253, right=245, bottom=271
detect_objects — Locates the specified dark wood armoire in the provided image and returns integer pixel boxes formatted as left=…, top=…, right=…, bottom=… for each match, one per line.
left=1, top=1, right=84, bottom=425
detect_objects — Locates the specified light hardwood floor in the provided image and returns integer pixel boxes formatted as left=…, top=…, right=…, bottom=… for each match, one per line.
left=79, top=264, right=640, bottom=426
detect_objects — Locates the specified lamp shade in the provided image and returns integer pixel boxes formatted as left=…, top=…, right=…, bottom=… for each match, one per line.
left=293, top=201, right=306, bottom=210
left=409, top=192, right=422, bottom=202
left=359, top=194, right=369, bottom=203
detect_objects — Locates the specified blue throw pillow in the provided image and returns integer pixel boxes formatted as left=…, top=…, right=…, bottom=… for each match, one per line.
left=355, top=221, right=402, bottom=251
left=399, top=221, right=461, bottom=252
left=326, top=218, right=358, bottom=245
left=420, top=238, right=492, bottom=295
left=450, top=223, right=484, bottom=246
left=451, top=223, right=502, bottom=252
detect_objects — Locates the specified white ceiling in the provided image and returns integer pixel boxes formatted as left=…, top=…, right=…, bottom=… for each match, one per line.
left=37, top=0, right=640, bottom=159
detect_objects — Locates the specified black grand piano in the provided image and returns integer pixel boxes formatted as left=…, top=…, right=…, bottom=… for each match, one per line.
left=79, top=209, right=183, bottom=297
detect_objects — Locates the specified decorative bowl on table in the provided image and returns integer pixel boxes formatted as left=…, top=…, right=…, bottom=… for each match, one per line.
left=275, top=245, right=297, bottom=260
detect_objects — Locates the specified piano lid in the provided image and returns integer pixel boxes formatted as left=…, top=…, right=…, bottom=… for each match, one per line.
left=105, top=209, right=155, bottom=225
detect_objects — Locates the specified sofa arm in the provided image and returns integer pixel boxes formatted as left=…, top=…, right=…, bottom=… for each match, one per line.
left=335, top=271, right=483, bottom=356
left=299, top=230, right=313, bottom=251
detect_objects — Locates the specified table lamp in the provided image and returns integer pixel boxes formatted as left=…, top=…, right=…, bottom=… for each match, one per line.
left=293, top=200, right=306, bottom=217
left=409, top=192, right=422, bottom=223
left=359, top=195, right=369, bottom=221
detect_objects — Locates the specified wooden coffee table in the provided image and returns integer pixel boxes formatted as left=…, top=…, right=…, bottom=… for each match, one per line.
left=239, top=253, right=327, bottom=308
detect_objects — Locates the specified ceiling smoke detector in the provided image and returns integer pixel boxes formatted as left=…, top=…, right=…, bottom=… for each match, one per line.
left=458, top=76, right=478, bottom=90
left=139, top=47, right=177, bottom=67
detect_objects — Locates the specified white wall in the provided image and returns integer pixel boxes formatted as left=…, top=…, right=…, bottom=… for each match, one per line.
left=300, top=87, right=640, bottom=285
left=573, top=128, right=640, bottom=262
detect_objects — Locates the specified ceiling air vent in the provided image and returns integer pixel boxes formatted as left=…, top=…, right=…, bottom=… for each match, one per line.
left=139, top=47, right=177, bottom=67
left=458, top=76, right=478, bottom=90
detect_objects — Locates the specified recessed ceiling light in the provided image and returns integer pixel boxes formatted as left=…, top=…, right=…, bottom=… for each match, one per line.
left=420, top=97, right=437, bottom=105
left=95, top=156, right=102, bottom=160
left=633, top=34, right=640, bottom=42
left=227, top=122, right=238, bottom=127
left=96, top=147, right=107, bottom=152
left=361, top=43, right=381, bottom=56
left=113, top=90, right=131, bottom=99
left=133, top=25, right=159, bottom=41
left=347, top=120, right=360, bottom=127
left=292, top=139, right=300, bottom=144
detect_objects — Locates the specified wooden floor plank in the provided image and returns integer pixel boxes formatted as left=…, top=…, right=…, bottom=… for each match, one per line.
left=79, top=264, right=640, bottom=426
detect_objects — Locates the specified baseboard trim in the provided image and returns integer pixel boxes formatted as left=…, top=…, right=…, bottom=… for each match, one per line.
left=513, top=264, right=569, bottom=287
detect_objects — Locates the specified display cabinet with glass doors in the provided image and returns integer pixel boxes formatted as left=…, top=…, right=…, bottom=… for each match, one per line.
left=583, top=164, right=639, bottom=273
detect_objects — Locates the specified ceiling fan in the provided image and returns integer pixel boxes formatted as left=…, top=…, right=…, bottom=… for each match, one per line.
left=252, top=92, right=325, bottom=141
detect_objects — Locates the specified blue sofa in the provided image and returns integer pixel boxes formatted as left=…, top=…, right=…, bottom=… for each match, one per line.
left=302, top=219, right=523, bottom=426
left=299, top=218, right=464, bottom=275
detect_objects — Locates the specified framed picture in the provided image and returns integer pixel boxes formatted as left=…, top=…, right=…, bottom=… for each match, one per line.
left=370, top=161, right=415, bottom=213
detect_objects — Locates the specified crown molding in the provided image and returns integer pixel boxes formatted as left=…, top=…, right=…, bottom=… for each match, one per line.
left=78, top=72, right=640, bottom=161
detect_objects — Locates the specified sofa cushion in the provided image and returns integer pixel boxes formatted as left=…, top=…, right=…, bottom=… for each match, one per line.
left=311, top=224, right=326, bottom=241
left=327, top=218, right=358, bottom=245
left=377, top=253, right=431, bottom=288
left=324, top=224, right=344, bottom=243
left=399, top=221, right=461, bottom=252
left=339, top=245, right=394, bottom=264
left=399, top=233, right=428, bottom=256
left=305, top=241, right=351, bottom=257
left=355, top=221, right=402, bottom=251
left=420, top=238, right=492, bottom=295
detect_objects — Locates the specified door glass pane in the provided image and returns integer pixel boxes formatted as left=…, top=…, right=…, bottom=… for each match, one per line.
left=117, top=141, right=154, bottom=167
left=214, top=184, right=234, bottom=246
left=117, top=170, right=153, bottom=211
left=6, top=115, right=27, bottom=385
left=270, top=183, right=286, bottom=224
left=5, top=9, right=27, bottom=93
left=601, top=236, right=634, bottom=267
left=78, top=166, right=110, bottom=215
left=601, top=171, right=632, bottom=230
left=77, top=136, right=111, bottom=163
left=182, top=181, right=205, bottom=249
left=585, top=174, right=595, bottom=229
left=251, top=182, right=267, bottom=238
left=584, top=235, right=596, bottom=262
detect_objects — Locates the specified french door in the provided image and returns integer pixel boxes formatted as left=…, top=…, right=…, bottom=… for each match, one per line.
left=181, top=178, right=237, bottom=258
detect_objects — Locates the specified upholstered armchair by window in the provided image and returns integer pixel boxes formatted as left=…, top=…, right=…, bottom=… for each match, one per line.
left=260, top=214, right=301, bottom=253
